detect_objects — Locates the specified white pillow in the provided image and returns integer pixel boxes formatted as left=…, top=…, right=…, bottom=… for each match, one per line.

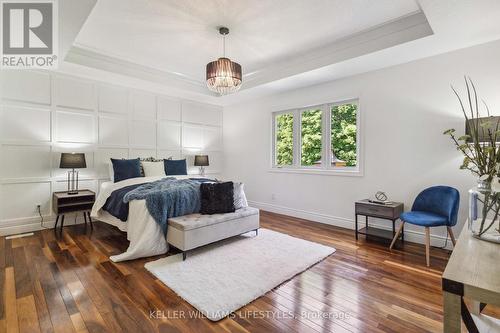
left=142, top=161, right=166, bottom=177
left=233, top=182, right=248, bottom=209
left=108, top=162, right=114, bottom=181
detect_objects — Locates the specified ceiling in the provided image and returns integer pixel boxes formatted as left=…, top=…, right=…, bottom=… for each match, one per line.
left=74, top=0, right=420, bottom=81
left=59, top=0, right=500, bottom=105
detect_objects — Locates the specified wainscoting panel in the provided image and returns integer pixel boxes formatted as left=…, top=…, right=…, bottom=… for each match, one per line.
left=0, top=71, right=223, bottom=235
left=182, top=124, right=204, bottom=149
left=132, top=91, right=156, bottom=120
left=1, top=145, right=52, bottom=179
left=98, top=85, right=129, bottom=114
left=130, top=120, right=156, bottom=147
left=53, top=179, right=97, bottom=193
left=158, top=149, right=182, bottom=160
left=1, top=70, right=51, bottom=105
left=157, top=96, right=181, bottom=121
left=55, top=76, right=94, bottom=110
left=0, top=105, right=51, bottom=142
left=56, top=110, right=95, bottom=143
left=130, top=149, right=157, bottom=159
left=182, top=101, right=222, bottom=126
left=158, top=121, right=181, bottom=150
left=0, top=182, right=51, bottom=220
left=98, top=115, right=129, bottom=145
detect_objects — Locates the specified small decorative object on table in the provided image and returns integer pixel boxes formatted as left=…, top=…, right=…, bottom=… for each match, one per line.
left=194, top=155, right=209, bottom=176
left=368, top=191, right=393, bottom=205
left=53, top=190, right=95, bottom=232
left=444, top=77, right=500, bottom=243
left=59, top=153, right=86, bottom=195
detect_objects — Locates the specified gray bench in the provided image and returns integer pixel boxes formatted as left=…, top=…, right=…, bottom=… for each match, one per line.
left=167, top=207, right=260, bottom=260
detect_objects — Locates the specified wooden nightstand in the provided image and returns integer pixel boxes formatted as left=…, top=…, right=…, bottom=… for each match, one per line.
left=53, top=190, right=96, bottom=231
left=355, top=199, right=404, bottom=245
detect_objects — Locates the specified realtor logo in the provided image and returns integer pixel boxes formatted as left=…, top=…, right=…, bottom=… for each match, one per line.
left=1, top=0, right=58, bottom=69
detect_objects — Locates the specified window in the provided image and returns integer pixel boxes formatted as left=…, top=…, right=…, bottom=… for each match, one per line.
left=272, top=100, right=360, bottom=174
left=275, top=112, right=294, bottom=166
left=301, top=109, right=322, bottom=166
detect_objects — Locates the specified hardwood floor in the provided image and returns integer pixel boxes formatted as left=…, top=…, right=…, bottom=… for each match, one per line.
left=0, top=210, right=489, bottom=332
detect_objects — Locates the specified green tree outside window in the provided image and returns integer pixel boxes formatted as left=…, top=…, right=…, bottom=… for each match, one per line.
left=301, top=109, right=322, bottom=166
left=331, top=104, right=357, bottom=167
left=275, top=113, right=294, bottom=165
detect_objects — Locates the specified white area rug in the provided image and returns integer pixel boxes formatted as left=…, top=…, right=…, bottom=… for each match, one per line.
left=145, top=228, right=335, bottom=321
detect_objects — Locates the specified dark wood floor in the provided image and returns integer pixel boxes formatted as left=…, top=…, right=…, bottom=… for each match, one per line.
left=0, top=210, right=492, bottom=332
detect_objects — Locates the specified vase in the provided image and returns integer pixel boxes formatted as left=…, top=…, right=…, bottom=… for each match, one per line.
left=468, top=185, right=500, bottom=243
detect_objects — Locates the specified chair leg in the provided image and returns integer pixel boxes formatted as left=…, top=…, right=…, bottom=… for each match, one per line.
left=425, top=227, right=430, bottom=267
left=389, top=222, right=405, bottom=250
left=447, top=226, right=456, bottom=246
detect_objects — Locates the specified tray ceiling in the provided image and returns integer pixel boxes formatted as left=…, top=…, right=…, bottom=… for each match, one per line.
left=74, top=0, right=421, bottom=83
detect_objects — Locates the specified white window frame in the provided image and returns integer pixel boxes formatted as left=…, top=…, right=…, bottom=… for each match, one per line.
left=271, top=99, right=362, bottom=176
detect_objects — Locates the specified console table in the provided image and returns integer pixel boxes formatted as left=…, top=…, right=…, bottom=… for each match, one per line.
left=442, top=223, right=500, bottom=332
left=355, top=200, right=404, bottom=244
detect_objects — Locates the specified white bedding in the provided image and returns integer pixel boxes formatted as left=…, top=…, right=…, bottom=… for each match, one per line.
left=91, top=175, right=191, bottom=262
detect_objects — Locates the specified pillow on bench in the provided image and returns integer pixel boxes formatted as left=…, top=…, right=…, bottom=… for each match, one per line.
left=200, top=182, right=235, bottom=214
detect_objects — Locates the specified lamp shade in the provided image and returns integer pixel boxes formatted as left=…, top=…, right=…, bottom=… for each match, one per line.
left=465, top=116, right=500, bottom=142
left=194, top=155, right=209, bottom=167
left=60, top=153, right=86, bottom=169
left=206, top=57, right=242, bottom=95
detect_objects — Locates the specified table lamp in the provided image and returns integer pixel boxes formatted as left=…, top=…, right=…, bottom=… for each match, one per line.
left=60, top=153, right=86, bottom=195
left=194, top=155, right=209, bottom=176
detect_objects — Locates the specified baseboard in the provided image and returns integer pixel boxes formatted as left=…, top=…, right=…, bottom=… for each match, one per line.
left=249, top=200, right=454, bottom=250
left=0, top=214, right=88, bottom=236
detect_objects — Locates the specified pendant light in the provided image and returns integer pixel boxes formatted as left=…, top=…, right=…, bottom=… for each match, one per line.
left=206, top=27, right=242, bottom=95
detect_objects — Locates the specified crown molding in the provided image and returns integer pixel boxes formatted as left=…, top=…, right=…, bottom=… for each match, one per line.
left=64, top=11, right=432, bottom=97
left=65, top=46, right=214, bottom=96
left=242, top=11, right=433, bottom=89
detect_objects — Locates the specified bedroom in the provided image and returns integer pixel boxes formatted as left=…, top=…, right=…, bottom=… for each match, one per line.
left=1, top=0, right=500, bottom=332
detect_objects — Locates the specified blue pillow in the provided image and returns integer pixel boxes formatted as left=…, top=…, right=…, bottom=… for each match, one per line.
left=111, top=158, right=142, bottom=182
left=164, top=159, right=187, bottom=176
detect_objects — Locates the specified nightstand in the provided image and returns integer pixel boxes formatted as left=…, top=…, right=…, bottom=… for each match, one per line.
left=52, top=190, right=96, bottom=231
left=355, top=199, right=404, bottom=245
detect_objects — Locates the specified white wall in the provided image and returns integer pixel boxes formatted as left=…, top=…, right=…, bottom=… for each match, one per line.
left=0, top=71, right=223, bottom=235
left=223, top=39, right=500, bottom=247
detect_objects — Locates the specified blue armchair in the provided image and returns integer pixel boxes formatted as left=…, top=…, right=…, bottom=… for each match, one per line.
left=389, top=186, right=460, bottom=266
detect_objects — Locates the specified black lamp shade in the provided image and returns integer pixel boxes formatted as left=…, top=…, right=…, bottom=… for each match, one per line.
left=60, top=153, right=86, bottom=169
left=194, top=155, right=209, bottom=166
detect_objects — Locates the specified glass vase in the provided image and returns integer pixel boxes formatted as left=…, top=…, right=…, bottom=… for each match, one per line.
left=468, top=186, right=500, bottom=243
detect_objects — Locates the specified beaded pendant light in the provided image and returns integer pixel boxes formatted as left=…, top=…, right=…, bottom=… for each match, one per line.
left=206, top=27, right=242, bottom=95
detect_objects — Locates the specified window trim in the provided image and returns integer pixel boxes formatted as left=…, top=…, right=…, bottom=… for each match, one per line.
left=271, top=98, right=362, bottom=176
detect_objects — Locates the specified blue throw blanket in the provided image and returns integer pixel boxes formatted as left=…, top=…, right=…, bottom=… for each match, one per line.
left=123, top=178, right=202, bottom=233
left=103, top=183, right=147, bottom=222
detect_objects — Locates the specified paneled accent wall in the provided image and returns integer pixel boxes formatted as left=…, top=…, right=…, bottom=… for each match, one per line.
left=0, top=70, right=223, bottom=235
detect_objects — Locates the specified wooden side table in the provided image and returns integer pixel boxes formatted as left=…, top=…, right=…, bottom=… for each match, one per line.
left=355, top=199, right=404, bottom=245
left=52, top=190, right=96, bottom=231
left=442, top=223, right=500, bottom=332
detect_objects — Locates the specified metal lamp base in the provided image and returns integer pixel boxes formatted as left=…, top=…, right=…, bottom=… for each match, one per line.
left=67, top=169, right=80, bottom=194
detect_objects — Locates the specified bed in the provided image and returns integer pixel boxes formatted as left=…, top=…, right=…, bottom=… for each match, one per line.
left=91, top=174, right=254, bottom=262
left=91, top=176, right=181, bottom=261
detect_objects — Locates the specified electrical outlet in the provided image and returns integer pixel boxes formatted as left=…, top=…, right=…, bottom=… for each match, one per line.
left=36, top=204, right=41, bottom=209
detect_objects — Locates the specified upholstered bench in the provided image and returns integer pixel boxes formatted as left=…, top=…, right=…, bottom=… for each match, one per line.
left=167, top=207, right=260, bottom=260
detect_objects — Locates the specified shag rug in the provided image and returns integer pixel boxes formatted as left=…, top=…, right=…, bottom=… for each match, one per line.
left=145, top=228, right=335, bottom=321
